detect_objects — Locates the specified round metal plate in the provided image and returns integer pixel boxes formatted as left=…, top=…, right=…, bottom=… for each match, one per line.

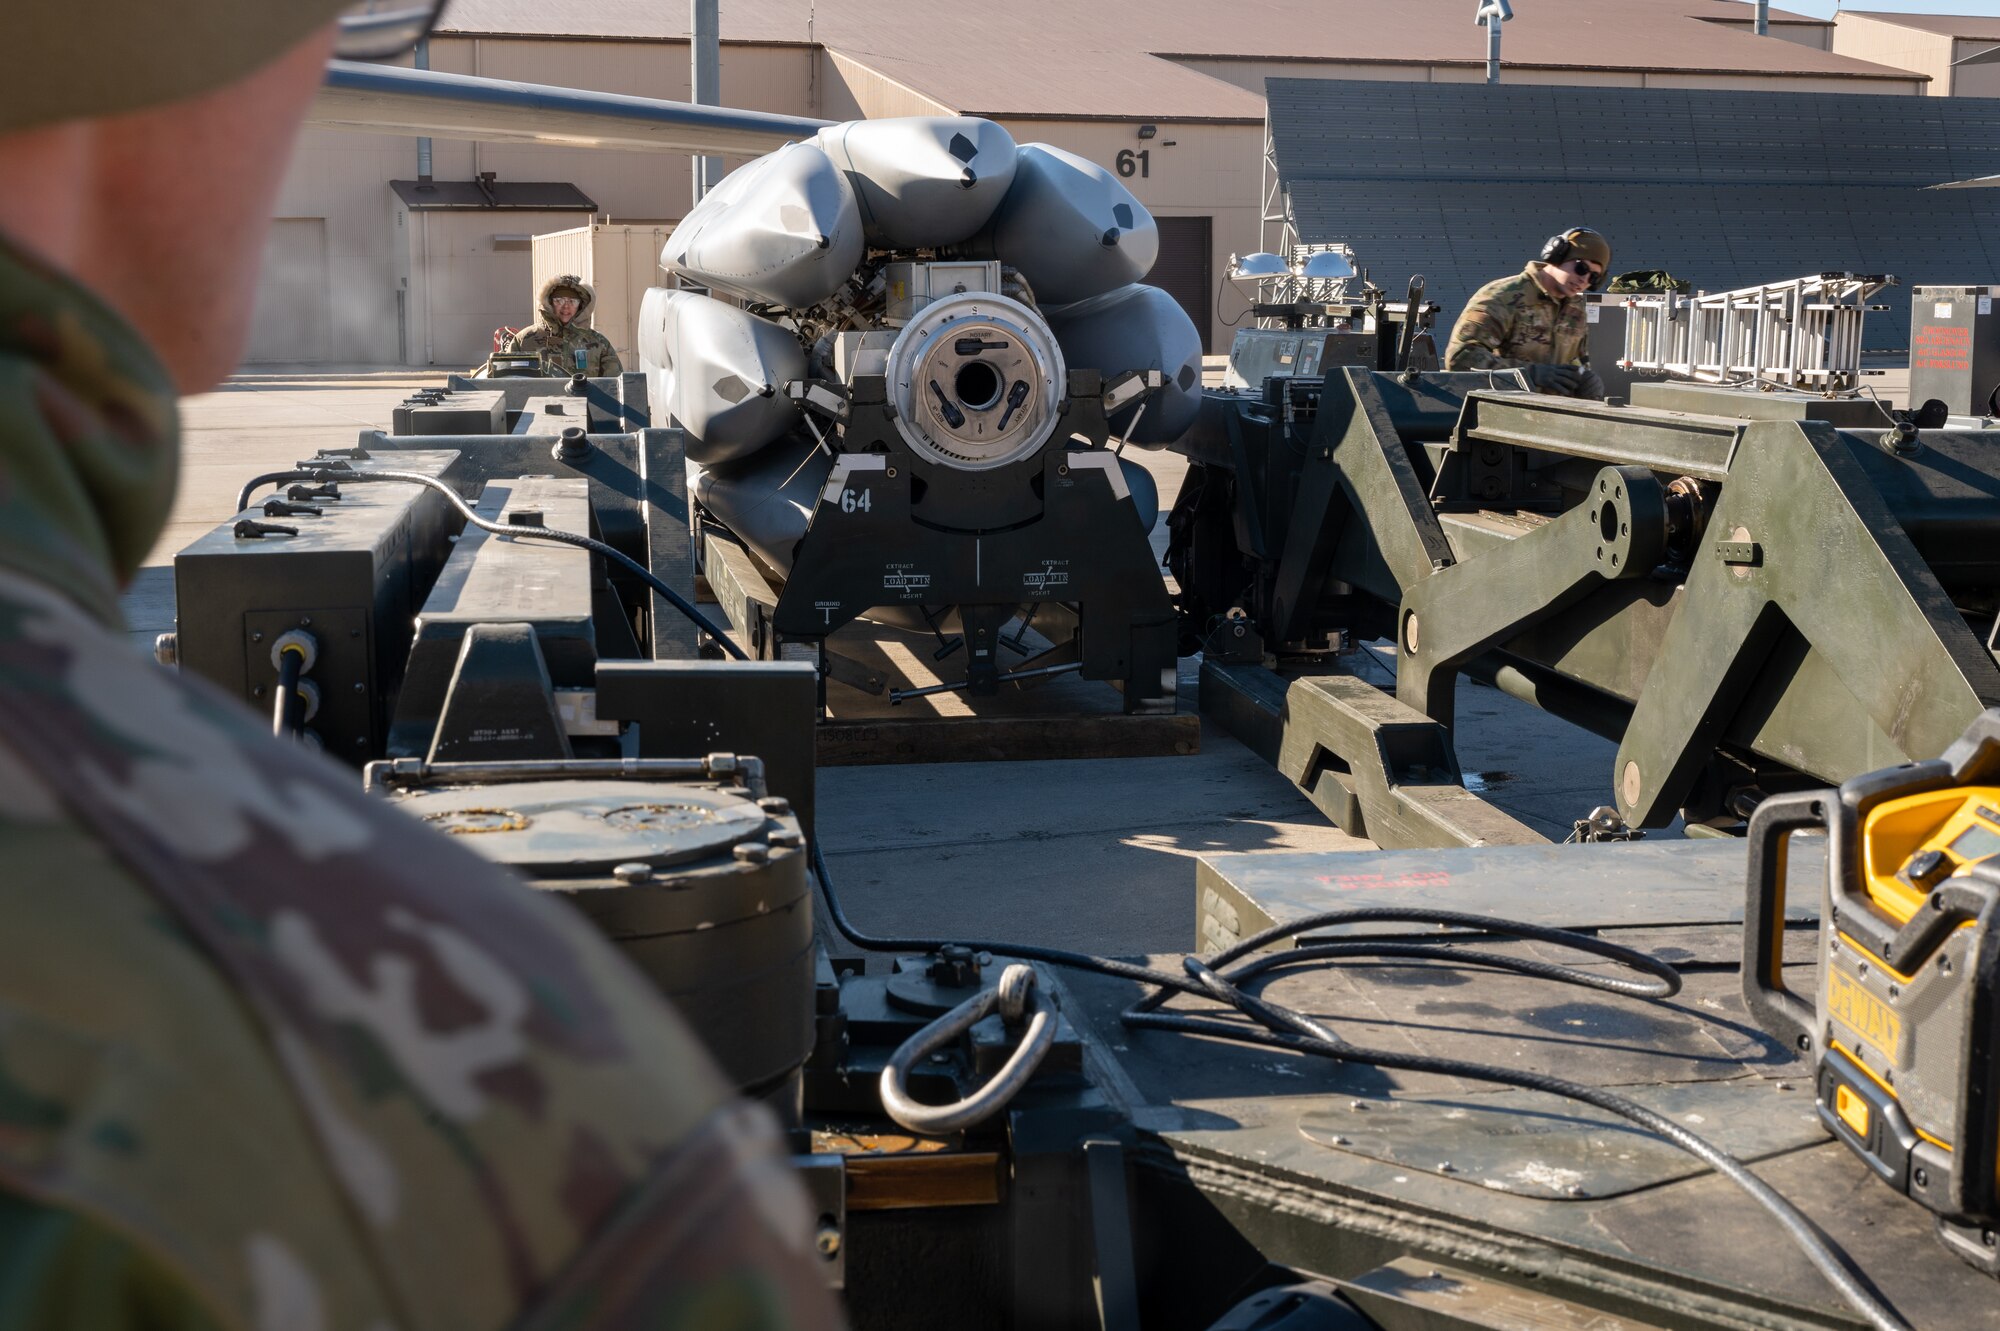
left=885, top=291, right=1064, bottom=471
left=400, top=779, right=767, bottom=875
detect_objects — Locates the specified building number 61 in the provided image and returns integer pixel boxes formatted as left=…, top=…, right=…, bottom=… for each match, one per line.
left=1115, top=149, right=1151, bottom=179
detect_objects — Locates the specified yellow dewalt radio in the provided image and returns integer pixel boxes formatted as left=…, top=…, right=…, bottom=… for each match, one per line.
left=1745, top=709, right=2000, bottom=1277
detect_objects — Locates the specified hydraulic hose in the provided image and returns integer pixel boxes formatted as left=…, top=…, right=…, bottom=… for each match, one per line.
left=808, top=841, right=1910, bottom=1331
left=238, top=468, right=748, bottom=660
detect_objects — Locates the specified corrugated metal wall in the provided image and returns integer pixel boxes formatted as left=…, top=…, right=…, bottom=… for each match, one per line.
left=1266, top=79, right=2000, bottom=351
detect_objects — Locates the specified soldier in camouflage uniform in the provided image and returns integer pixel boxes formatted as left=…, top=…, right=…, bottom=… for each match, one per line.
left=502, top=274, right=623, bottom=376
left=1445, top=227, right=1612, bottom=399
left=0, top=7, right=839, bottom=1329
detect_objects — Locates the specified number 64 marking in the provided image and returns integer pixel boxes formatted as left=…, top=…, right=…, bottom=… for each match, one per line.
left=840, top=487, right=873, bottom=514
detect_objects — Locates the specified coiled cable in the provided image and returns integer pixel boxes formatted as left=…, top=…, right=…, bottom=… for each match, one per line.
left=809, top=841, right=1908, bottom=1331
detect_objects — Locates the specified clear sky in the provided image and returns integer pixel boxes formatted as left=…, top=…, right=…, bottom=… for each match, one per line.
left=1722, top=0, right=2000, bottom=18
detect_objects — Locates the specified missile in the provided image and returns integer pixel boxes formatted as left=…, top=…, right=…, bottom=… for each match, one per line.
left=637, top=288, right=804, bottom=465
left=957, top=144, right=1159, bottom=305
left=661, top=140, right=863, bottom=308
left=1047, top=283, right=1204, bottom=446
left=815, top=116, right=1019, bottom=249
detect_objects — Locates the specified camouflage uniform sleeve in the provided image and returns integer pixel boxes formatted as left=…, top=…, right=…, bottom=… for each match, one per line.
left=0, top=1192, right=226, bottom=1331
left=1445, top=279, right=1524, bottom=371
left=592, top=333, right=622, bottom=377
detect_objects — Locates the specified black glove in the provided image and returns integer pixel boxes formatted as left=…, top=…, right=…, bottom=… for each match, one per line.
left=1576, top=366, right=1607, bottom=401
left=1522, top=362, right=1583, bottom=396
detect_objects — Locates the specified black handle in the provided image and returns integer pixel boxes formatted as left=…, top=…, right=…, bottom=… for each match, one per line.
left=1743, top=790, right=1828, bottom=1056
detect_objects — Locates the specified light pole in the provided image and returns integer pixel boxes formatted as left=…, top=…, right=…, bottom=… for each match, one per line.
left=691, top=0, right=722, bottom=201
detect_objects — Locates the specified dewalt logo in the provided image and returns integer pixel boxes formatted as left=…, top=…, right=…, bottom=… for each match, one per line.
left=1829, top=969, right=1901, bottom=1063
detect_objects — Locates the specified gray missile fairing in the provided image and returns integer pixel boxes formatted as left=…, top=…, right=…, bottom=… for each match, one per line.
left=958, top=143, right=1159, bottom=305
left=815, top=116, right=1018, bottom=250
left=637, top=288, right=803, bottom=466
left=687, top=431, right=831, bottom=577
left=1048, top=282, right=1204, bottom=445
left=660, top=139, right=863, bottom=308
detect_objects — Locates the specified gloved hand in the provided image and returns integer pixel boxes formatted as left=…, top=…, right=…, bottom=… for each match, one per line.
left=1576, top=366, right=1607, bottom=401
left=1522, top=362, right=1583, bottom=396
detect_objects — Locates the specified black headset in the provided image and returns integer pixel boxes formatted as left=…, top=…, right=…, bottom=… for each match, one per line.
left=1540, top=228, right=1608, bottom=290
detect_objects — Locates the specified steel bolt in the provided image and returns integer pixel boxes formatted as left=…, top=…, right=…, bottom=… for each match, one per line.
left=1621, top=760, right=1642, bottom=807
left=733, top=842, right=770, bottom=864
left=612, top=862, right=653, bottom=886
left=769, top=829, right=804, bottom=848
left=815, top=1221, right=842, bottom=1258
left=1914, top=1167, right=1930, bottom=1189
left=1436, top=1161, right=1456, bottom=1174
left=758, top=796, right=793, bottom=816
left=1984, top=1229, right=1997, bottom=1250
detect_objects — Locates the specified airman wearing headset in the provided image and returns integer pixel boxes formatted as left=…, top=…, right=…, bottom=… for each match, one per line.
left=1445, top=227, right=1610, bottom=399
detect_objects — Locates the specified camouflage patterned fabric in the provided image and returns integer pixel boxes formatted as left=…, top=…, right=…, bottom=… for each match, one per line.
left=503, top=274, right=623, bottom=377
left=0, top=232, right=841, bottom=1330
left=1444, top=262, right=1589, bottom=373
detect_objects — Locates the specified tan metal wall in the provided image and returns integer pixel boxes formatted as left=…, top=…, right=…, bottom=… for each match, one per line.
left=1954, top=38, right=2000, bottom=100
left=531, top=222, right=675, bottom=368
left=822, top=50, right=954, bottom=119
left=1832, top=14, right=1953, bottom=95
left=402, top=207, right=591, bottom=368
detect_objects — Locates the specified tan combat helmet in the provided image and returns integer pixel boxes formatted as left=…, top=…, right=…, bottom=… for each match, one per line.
left=9, top=1, right=444, bottom=133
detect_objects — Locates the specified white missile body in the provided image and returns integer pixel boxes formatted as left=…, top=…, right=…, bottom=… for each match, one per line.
left=1048, top=283, right=1205, bottom=446
left=687, top=432, right=831, bottom=576
left=637, top=288, right=804, bottom=466
left=660, top=140, right=862, bottom=308
left=961, top=144, right=1158, bottom=305
left=815, top=116, right=1019, bottom=250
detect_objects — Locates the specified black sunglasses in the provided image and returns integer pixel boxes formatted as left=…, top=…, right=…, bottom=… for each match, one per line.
left=1564, top=258, right=1604, bottom=280
left=335, top=0, right=449, bottom=60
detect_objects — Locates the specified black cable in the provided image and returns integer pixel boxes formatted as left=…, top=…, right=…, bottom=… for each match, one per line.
left=237, top=468, right=748, bottom=661
left=808, top=841, right=1909, bottom=1331
left=271, top=648, right=305, bottom=739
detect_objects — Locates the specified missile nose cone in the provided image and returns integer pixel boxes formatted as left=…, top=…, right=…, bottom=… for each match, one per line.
left=1100, top=227, right=1121, bottom=248
left=959, top=168, right=978, bottom=189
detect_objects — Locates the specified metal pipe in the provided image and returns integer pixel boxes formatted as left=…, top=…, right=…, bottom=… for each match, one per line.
left=414, top=37, right=432, bottom=180
left=364, top=755, right=733, bottom=792
left=691, top=0, right=722, bottom=200
left=1487, top=16, right=1501, bottom=84
left=1755, top=0, right=1769, bottom=37
left=888, top=660, right=1083, bottom=705
left=1462, top=654, right=1633, bottom=745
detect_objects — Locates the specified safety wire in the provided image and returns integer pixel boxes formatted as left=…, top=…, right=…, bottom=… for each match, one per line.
left=235, top=468, right=748, bottom=660
left=809, top=841, right=1909, bottom=1331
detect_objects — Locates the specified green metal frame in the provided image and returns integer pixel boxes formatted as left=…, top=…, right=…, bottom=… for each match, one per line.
left=1179, top=370, right=2000, bottom=847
